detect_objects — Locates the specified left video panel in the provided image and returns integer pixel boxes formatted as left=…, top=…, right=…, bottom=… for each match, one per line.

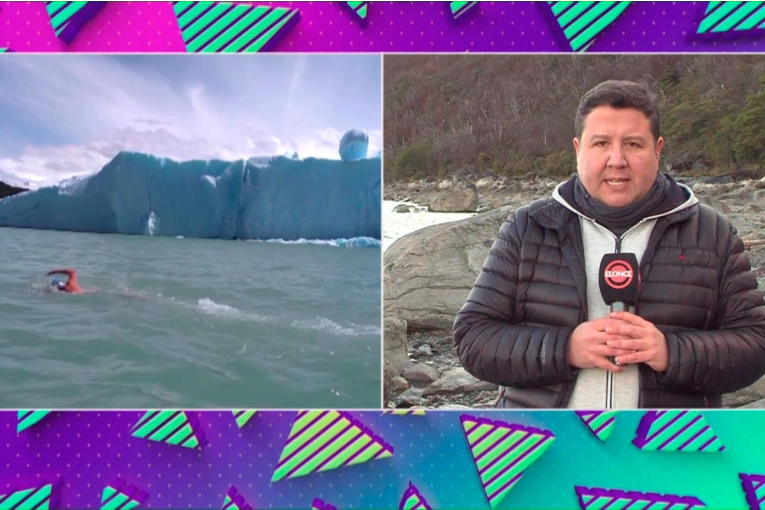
left=0, top=54, right=383, bottom=409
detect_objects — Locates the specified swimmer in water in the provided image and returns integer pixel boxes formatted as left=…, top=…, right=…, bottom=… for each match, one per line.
left=46, top=268, right=84, bottom=294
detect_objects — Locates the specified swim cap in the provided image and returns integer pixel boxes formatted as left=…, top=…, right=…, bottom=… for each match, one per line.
left=51, top=279, right=65, bottom=290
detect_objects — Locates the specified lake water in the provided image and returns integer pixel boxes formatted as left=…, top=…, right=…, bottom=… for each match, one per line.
left=0, top=227, right=382, bottom=409
left=383, top=200, right=476, bottom=251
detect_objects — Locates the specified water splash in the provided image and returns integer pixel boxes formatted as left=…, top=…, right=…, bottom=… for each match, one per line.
left=146, top=212, right=159, bottom=236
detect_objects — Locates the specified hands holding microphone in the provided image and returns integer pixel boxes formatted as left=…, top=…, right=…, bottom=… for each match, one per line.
left=566, top=252, right=669, bottom=374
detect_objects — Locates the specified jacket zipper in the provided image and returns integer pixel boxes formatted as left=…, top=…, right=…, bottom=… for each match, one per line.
left=606, top=235, right=622, bottom=410
left=596, top=219, right=647, bottom=410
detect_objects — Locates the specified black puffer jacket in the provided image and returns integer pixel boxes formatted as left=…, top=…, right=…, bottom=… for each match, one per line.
left=453, top=197, right=765, bottom=409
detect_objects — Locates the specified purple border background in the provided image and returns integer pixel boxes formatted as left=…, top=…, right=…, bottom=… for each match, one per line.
left=1, top=2, right=765, bottom=53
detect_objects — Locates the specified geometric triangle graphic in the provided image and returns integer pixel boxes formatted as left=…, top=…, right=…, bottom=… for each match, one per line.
left=546, top=1, right=632, bottom=51
left=270, top=410, right=394, bottom=483
left=222, top=486, right=252, bottom=510
left=345, top=1, right=369, bottom=21
left=697, top=2, right=765, bottom=35
left=574, top=486, right=706, bottom=510
left=0, top=48, right=11, bottom=53
left=383, top=408, right=427, bottom=417
left=399, top=482, right=432, bottom=510
left=0, top=481, right=62, bottom=510
left=740, top=473, right=765, bottom=510
left=311, top=498, right=337, bottom=510
left=173, top=2, right=301, bottom=52
left=17, top=410, right=53, bottom=434
left=100, top=479, right=148, bottom=510
left=633, top=411, right=725, bottom=452
left=130, top=411, right=207, bottom=450
left=575, top=411, right=618, bottom=443
left=44, top=1, right=106, bottom=44
left=232, top=410, right=257, bottom=429
left=460, top=415, right=556, bottom=509
left=449, top=1, right=479, bottom=21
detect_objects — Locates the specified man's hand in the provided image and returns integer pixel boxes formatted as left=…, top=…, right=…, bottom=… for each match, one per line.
left=568, top=317, right=636, bottom=372
left=606, top=311, right=669, bottom=373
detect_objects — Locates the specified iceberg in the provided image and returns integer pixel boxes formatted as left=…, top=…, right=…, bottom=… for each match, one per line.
left=0, top=150, right=381, bottom=242
left=338, top=129, right=369, bottom=162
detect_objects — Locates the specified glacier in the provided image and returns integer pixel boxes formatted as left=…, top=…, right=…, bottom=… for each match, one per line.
left=0, top=150, right=381, bottom=242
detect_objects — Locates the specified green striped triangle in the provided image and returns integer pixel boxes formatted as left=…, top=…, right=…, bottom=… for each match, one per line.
left=697, top=1, right=765, bottom=33
left=400, top=483, right=430, bottom=510
left=548, top=1, right=632, bottom=52
left=347, top=1, right=368, bottom=19
left=576, top=411, right=619, bottom=442
left=130, top=411, right=200, bottom=449
left=46, top=1, right=87, bottom=36
left=636, top=410, right=724, bottom=452
left=0, top=484, right=53, bottom=510
left=461, top=416, right=556, bottom=509
left=173, top=2, right=300, bottom=53
left=17, top=410, right=52, bottom=433
left=232, top=410, right=256, bottom=429
left=44, top=1, right=104, bottom=42
left=270, top=410, right=393, bottom=482
left=450, top=1, right=478, bottom=19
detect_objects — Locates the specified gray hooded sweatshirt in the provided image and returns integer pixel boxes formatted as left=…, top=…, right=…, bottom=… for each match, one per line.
left=551, top=182, right=698, bottom=409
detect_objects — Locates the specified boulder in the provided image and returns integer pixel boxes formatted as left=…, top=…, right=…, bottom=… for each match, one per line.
left=429, top=180, right=479, bottom=212
left=384, top=205, right=514, bottom=329
left=723, top=375, right=765, bottom=408
left=384, top=317, right=411, bottom=376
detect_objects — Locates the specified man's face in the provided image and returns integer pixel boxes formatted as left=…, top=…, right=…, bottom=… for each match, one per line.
left=573, top=105, right=663, bottom=208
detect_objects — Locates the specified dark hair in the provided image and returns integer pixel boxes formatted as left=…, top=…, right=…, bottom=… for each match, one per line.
left=575, top=80, right=660, bottom=144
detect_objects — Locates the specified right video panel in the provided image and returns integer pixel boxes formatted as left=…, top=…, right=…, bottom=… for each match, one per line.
left=383, top=54, right=765, bottom=411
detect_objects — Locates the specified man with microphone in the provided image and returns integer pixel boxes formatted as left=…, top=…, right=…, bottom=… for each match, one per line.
left=453, top=80, right=765, bottom=409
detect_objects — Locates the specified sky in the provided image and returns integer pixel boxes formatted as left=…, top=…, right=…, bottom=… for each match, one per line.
left=0, top=54, right=382, bottom=188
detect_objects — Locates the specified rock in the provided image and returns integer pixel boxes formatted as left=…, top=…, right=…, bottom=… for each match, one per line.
left=417, top=344, right=433, bottom=357
left=384, top=205, right=514, bottom=329
left=402, top=363, right=440, bottom=384
left=697, top=195, right=732, bottom=215
left=740, top=398, right=765, bottom=409
left=754, top=178, right=765, bottom=190
left=384, top=317, right=411, bottom=376
left=396, top=388, right=427, bottom=407
left=691, top=161, right=709, bottom=172
left=667, top=152, right=706, bottom=172
left=743, top=203, right=763, bottom=214
left=391, top=377, right=410, bottom=393
left=422, top=367, right=497, bottom=396
left=723, top=375, right=765, bottom=407
left=429, top=180, right=479, bottom=212
left=383, top=361, right=398, bottom=407
left=437, top=179, right=454, bottom=191
left=475, top=177, right=496, bottom=189
left=392, top=204, right=412, bottom=213
left=437, top=404, right=474, bottom=410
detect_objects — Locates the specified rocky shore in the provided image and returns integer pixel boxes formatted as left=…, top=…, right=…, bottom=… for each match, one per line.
left=383, top=172, right=765, bottom=410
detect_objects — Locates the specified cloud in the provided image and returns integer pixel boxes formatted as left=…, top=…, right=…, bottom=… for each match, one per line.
left=0, top=55, right=382, bottom=188
left=135, top=118, right=173, bottom=127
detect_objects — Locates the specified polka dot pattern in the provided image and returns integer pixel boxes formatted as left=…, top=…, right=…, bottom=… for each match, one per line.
left=0, top=2, right=762, bottom=53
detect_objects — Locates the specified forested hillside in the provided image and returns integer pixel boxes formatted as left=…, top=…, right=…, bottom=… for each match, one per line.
left=384, top=55, right=765, bottom=182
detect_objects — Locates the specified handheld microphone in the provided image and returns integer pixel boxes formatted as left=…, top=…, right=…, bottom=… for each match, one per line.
left=598, top=253, right=640, bottom=363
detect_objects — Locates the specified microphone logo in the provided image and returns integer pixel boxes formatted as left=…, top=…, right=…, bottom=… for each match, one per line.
left=604, top=259, right=634, bottom=290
